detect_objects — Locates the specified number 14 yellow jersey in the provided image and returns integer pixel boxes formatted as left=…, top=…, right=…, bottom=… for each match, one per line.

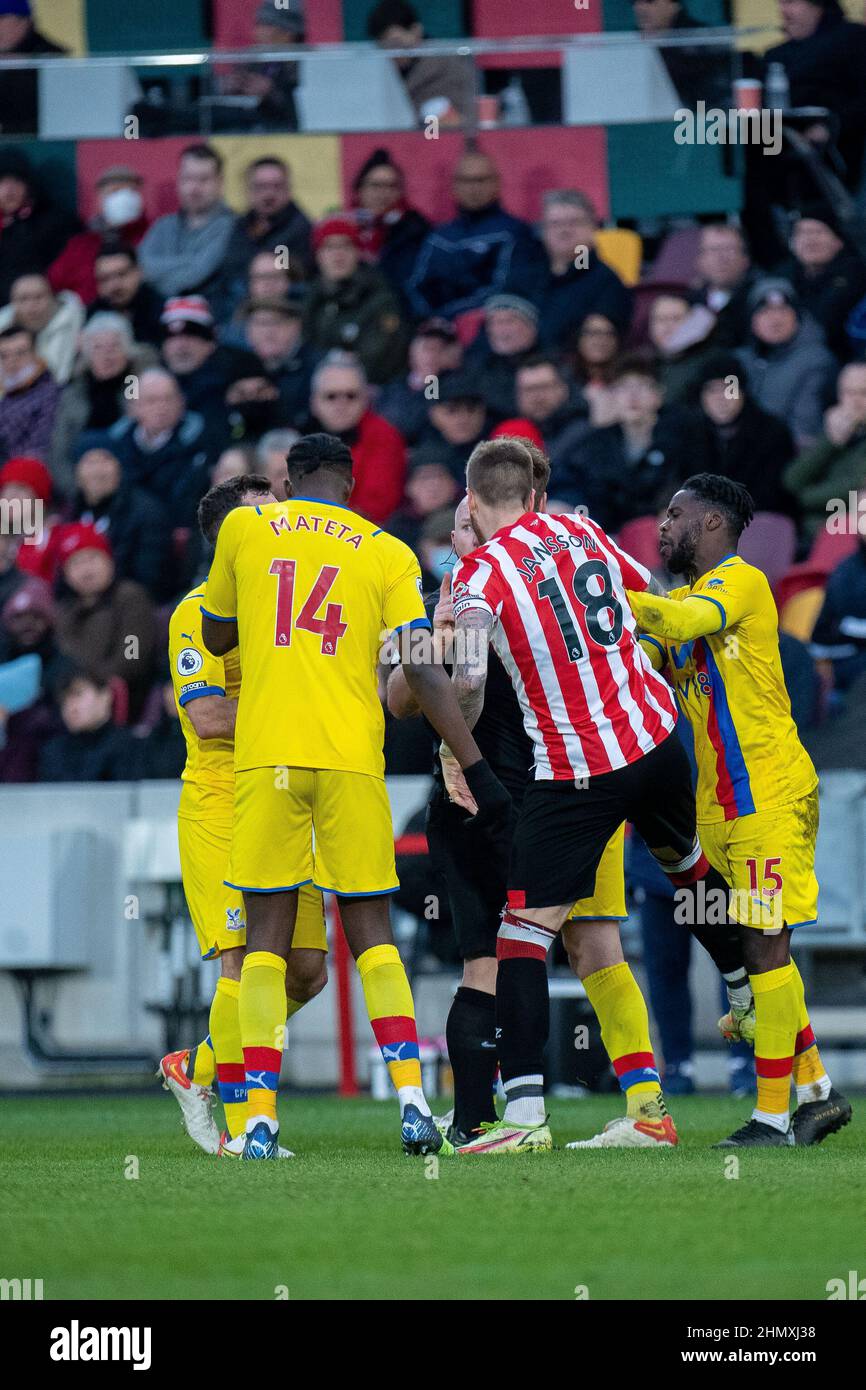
left=202, top=497, right=429, bottom=778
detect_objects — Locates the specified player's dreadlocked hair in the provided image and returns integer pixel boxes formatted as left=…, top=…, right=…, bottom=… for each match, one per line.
left=198, top=473, right=273, bottom=545
left=681, top=473, right=755, bottom=540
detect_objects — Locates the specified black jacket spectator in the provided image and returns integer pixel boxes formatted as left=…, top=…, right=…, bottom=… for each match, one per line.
left=215, top=199, right=312, bottom=322
left=101, top=413, right=217, bottom=531
left=409, top=204, right=545, bottom=321
left=694, top=397, right=798, bottom=517
left=554, top=407, right=704, bottom=533
left=810, top=543, right=866, bottom=692
left=0, top=151, right=80, bottom=306
left=765, top=2, right=866, bottom=188
left=509, top=251, right=632, bottom=353
left=0, top=18, right=67, bottom=137
left=776, top=246, right=866, bottom=362
left=38, top=722, right=140, bottom=782
left=69, top=466, right=173, bottom=601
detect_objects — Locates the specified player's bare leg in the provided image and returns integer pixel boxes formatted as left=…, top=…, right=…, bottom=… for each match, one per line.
left=339, top=894, right=450, bottom=1156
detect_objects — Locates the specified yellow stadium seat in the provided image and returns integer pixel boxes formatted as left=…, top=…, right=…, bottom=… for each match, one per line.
left=595, top=228, right=643, bottom=287
left=779, top=587, right=825, bottom=643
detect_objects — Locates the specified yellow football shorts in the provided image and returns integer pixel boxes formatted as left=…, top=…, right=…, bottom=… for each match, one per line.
left=227, top=766, right=399, bottom=898
left=178, top=783, right=327, bottom=957
left=565, top=822, right=627, bottom=921
left=698, top=789, right=819, bottom=931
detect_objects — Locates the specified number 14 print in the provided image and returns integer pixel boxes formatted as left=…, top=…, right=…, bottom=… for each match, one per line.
left=270, top=558, right=348, bottom=655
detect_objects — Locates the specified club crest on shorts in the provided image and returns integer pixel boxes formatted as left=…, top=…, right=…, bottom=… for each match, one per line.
left=177, top=647, right=204, bottom=676
left=226, top=907, right=245, bottom=932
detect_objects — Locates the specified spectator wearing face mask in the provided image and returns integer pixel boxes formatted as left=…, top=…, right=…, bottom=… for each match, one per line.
left=415, top=506, right=458, bottom=593
left=52, top=523, right=156, bottom=718
left=0, top=577, right=66, bottom=782
left=47, top=167, right=150, bottom=306
left=37, top=667, right=141, bottom=783
left=0, top=273, right=84, bottom=386
left=0, top=326, right=62, bottom=461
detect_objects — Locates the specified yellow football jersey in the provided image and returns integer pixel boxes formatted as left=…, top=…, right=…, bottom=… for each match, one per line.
left=201, top=497, right=429, bottom=778
left=629, top=555, right=817, bottom=823
left=169, top=587, right=240, bottom=796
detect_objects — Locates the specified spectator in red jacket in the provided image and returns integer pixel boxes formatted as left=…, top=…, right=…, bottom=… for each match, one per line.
left=302, top=352, right=407, bottom=524
left=47, top=165, right=150, bottom=306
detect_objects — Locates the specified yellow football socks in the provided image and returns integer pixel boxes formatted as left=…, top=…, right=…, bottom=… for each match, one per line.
left=239, top=951, right=287, bottom=1124
left=583, top=963, right=665, bottom=1118
left=357, top=943, right=425, bottom=1106
left=752, top=962, right=799, bottom=1129
left=790, top=960, right=832, bottom=1102
left=210, top=976, right=247, bottom=1140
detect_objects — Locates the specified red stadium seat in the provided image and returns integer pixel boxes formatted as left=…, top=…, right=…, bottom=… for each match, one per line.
left=453, top=307, right=485, bottom=347
left=616, top=515, right=662, bottom=572
left=110, top=676, right=130, bottom=727
left=809, top=525, right=859, bottom=572
left=738, top=512, right=797, bottom=590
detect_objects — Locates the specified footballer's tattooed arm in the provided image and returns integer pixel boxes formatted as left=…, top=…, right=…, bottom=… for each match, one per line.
left=448, top=606, right=493, bottom=736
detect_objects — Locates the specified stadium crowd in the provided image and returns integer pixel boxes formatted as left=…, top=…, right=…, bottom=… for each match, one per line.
left=1, top=0, right=866, bottom=790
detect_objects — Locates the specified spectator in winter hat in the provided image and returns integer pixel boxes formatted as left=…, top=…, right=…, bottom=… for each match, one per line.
left=47, top=166, right=150, bottom=306
left=304, top=216, right=409, bottom=384
left=53, top=522, right=157, bottom=717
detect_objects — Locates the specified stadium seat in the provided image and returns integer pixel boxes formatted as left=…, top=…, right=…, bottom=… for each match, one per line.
left=738, top=512, right=797, bottom=590
left=644, top=226, right=703, bottom=287
left=616, top=515, right=662, bottom=571
left=110, top=677, right=130, bottom=728
left=453, top=308, right=485, bottom=347
left=595, top=228, right=642, bottom=287
left=809, top=524, right=859, bottom=571
left=778, top=586, right=826, bottom=643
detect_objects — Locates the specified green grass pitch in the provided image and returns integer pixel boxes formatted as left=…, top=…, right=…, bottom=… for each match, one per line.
left=2, top=1093, right=864, bottom=1301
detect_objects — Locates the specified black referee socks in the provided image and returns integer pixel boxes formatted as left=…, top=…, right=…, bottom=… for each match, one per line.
left=446, top=986, right=498, bottom=1138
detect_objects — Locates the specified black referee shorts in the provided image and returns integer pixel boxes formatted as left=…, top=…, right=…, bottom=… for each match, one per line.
left=426, top=785, right=514, bottom=960
left=508, top=733, right=700, bottom=912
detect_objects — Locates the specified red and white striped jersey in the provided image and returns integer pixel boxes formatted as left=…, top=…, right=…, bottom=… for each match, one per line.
left=451, top=510, right=678, bottom=780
